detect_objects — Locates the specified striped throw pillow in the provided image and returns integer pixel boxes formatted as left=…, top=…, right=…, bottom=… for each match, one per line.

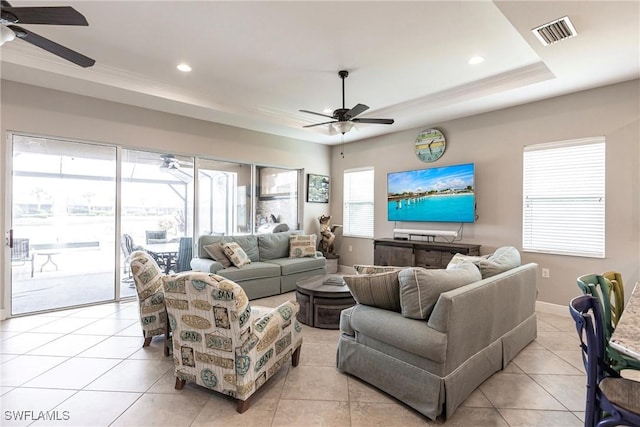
left=343, top=270, right=402, bottom=312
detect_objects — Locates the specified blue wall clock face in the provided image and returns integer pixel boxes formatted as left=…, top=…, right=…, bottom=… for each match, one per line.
left=415, top=128, right=446, bottom=163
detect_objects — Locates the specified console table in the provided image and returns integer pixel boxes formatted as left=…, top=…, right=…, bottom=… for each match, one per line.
left=374, top=238, right=481, bottom=269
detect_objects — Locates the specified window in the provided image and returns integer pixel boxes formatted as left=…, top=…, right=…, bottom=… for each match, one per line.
left=343, top=168, right=374, bottom=238
left=522, top=137, right=605, bottom=258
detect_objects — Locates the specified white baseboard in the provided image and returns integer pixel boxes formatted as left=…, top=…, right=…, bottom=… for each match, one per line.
left=535, top=301, right=570, bottom=317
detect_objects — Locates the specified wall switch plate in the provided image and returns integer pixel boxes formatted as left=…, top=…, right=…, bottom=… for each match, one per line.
left=542, top=268, right=550, bottom=278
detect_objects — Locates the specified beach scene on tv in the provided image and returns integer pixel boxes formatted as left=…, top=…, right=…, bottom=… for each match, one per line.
left=387, top=163, right=475, bottom=223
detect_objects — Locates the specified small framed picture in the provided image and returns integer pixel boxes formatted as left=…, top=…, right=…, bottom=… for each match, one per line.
left=307, top=174, right=329, bottom=203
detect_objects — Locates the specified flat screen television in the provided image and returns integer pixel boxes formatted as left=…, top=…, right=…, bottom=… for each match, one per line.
left=387, top=163, right=475, bottom=223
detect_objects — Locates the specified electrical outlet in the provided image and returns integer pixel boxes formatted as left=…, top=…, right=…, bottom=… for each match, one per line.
left=542, top=268, right=550, bottom=278
left=348, top=245, right=353, bottom=252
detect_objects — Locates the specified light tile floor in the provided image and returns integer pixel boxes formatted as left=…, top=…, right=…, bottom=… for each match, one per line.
left=0, top=292, right=607, bottom=426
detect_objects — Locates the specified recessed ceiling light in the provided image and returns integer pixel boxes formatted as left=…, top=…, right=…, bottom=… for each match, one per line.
left=323, top=108, right=333, bottom=114
left=468, top=56, right=485, bottom=65
left=177, top=63, right=192, bottom=72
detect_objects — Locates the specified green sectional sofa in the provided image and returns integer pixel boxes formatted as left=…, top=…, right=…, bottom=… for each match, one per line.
left=190, top=232, right=326, bottom=299
left=337, top=257, right=538, bottom=421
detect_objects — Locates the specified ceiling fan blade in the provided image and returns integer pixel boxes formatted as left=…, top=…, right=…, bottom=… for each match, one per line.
left=9, top=25, right=95, bottom=67
left=303, top=120, right=337, bottom=128
left=351, top=118, right=395, bottom=125
left=2, top=6, right=88, bottom=25
left=345, top=103, right=369, bottom=119
left=299, top=109, right=334, bottom=119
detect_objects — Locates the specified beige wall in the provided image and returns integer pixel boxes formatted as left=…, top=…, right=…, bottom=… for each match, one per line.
left=0, top=80, right=331, bottom=316
left=1, top=79, right=638, bottom=314
left=331, top=79, right=640, bottom=307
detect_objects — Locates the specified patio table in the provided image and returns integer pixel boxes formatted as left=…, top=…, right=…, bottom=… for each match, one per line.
left=145, top=242, right=179, bottom=274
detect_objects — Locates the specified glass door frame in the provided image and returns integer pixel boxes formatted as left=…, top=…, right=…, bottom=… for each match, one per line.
left=4, top=132, right=125, bottom=317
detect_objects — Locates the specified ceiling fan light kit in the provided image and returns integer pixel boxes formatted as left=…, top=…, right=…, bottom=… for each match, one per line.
left=0, top=24, right=14, bottom=44
left=0, top=1, right=95, bottom=67
left=300, top=70, right=395, bottom=135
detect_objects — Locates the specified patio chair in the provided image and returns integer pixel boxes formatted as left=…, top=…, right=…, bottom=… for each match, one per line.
left=569, top=295, right=640, bottom=427
left=129, top=250, right=170, bottom=355
left=145, top=230, right=167, bottom=244
left=175, top=236, right=193, bottom=272
left=577, top=274, right=640, bottom=372
left=11, top=237, right=34, bottom=277
left=163, top=271, right=302, bottom=413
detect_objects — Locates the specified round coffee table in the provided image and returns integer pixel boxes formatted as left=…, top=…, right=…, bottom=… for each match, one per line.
left=296, top=275, right=355, bottom=329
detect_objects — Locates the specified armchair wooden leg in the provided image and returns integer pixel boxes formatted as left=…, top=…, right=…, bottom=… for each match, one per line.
left=164, top=321, right=172, bottom=357
left=175, top=377, right=186, bottom=390
left=292, top=345, right=301, bottom=367
left=143, top=336, right=152, bottom=347
left=237, top=397, right=251, bottom=413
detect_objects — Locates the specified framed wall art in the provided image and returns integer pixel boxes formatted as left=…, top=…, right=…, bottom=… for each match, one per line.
left=307, top=174, right=329, bottom=203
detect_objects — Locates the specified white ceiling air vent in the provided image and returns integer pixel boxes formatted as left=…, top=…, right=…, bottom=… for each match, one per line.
left=532, top=16, right=577, bottom=46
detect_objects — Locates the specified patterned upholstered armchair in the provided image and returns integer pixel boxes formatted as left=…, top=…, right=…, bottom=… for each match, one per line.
left=129, top=251, right=169, bottom=353
left=162, top=271, right=303, bottom=413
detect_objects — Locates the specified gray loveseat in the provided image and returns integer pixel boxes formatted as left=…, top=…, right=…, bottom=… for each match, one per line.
left=337, top=260, right=538, bottom=421
left=190, top=232, right=326, bottom=299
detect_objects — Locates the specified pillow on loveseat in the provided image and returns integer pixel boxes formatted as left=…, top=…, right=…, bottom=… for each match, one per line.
left=289, top=234, right=317, bottom=258
left=398, top=262, right=482, bottom=320
left=203, top=243, right=232, bottom=268
left=343, top=269, right=402, bottom=312
left=221, top=242, right=251, bottom=267
left=446, top=253, right=488, bottom=269
left=353, top=264, right=403, bottom=275
left=476, top=246, right=520, bottom=279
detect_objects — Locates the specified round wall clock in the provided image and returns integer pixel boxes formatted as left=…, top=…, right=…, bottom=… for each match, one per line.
left=414, top=128, right=446, bottom=163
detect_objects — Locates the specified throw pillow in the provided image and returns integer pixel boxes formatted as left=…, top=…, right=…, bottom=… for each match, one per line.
left=398, top=262, right=482, bottom=320
left=353, top=265, right=403, bottom=275
left=289, top=234, right=317, bottom=258
left=202, top=243, right=232, bottom=268
left=343, top=270, right=402, bottom=312
left=221, top=242, right=251, bottom=268
left=446, top=253, right=489, bottom=269
left=476, top=246, right=521, bottom=279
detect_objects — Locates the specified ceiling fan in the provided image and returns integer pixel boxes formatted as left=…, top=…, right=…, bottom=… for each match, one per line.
left=0, top=0, right=95, bottom=67
left=300, top=70, right=394, bottom=135
left=159, top=154, right=185, bottom=170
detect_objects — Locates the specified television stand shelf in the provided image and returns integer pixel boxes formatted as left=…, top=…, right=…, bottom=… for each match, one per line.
left=373, top=238, right=480, bottom=269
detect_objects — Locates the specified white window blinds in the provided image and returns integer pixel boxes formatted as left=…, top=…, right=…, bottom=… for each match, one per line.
left=343, top=168, right=374, bottom=238
left=522, top=137, right=605, bottom=258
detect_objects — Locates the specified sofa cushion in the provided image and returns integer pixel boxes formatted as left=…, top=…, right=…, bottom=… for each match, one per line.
left=348, top=304, right=447, bottom=363
left=222, top=242, right=251, bottom=267
left=289, top=234, right=317, bottom=258
left=258, top=232, right=291, bottom=260
left=216, top=262, right=280, bottom=282
left=203, top=243, right=232, bottom=268
left=265, top=256, right=326, bottom=275
left=476, top=246, right=521, bottom=279
left=398, top=262, right=482, bottom=320
left=353, top=265, right=403, bottom=275
left=343, top=270, right=402, bottom=312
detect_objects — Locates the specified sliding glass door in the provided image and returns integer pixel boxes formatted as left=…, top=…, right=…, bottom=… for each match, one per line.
left=120, top=150, right=194, bottom=292
left=10, top=134, right=117, bottom=315
left=6, top=134, right=303, bottom=316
